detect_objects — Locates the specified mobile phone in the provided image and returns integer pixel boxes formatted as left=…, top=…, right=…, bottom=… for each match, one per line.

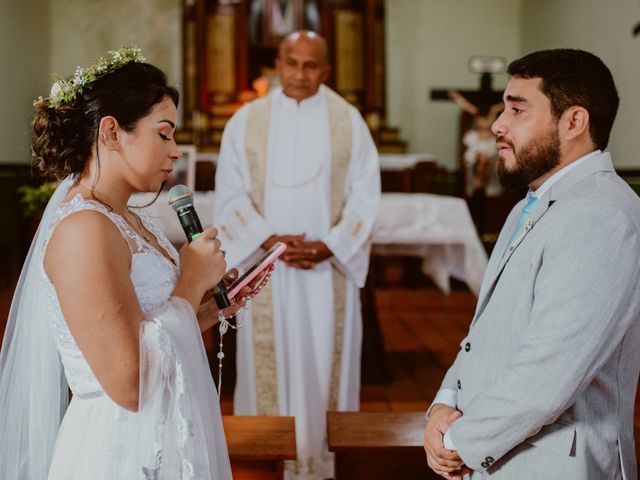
left=227, top=242, right=287, bottom=299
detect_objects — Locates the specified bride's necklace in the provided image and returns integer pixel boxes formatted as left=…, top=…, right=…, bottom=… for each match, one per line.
left=127, top=210, right=152, bottom=244
left=77, top=182, right=152, bottom=243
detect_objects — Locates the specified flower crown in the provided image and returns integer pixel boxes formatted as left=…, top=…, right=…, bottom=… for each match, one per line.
left=37, top=46, right=146, bottom=109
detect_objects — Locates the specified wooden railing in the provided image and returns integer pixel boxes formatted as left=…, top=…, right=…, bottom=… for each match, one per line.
left=223, top=416, right=296, bottom=480
left=328, top=411, right=441, bottom=479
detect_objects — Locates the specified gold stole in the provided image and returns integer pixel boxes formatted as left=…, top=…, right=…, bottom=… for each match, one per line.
left=245, top=88, right=352, bottom=414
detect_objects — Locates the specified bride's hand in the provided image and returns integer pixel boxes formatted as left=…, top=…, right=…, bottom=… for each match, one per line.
left=213, top=266, right=272, bottom=320
left=197, top=269, right=249, bottom=332
left=173, top=227, right=226, bottom=313
left=232, top=263, right=275, bottom=303
left=197, top=263, right=278, bottom=332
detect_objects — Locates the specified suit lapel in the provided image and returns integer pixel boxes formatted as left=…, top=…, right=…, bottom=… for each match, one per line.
left=470, top=152, right=615, bottom=326
left=495, top=195, right=552, bottom=274
left=471, top=195, right=553, bottom=325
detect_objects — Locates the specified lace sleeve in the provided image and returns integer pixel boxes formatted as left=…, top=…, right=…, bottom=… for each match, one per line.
left=108, top=297, right=231, bottom=480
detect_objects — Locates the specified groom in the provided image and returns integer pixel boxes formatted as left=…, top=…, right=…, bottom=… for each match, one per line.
left=424, top=49, right=640, bottom=479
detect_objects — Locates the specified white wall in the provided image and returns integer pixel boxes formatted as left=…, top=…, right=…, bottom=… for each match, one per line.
left=0, top=0, right=181, bottom=166
left=0, top=0, right=50, bottom=164
left=522, top=0, right=640, bottom=168
left=49, top=0, right=182, bottom=101
left=386, top=0, right=523, bottom=169
left=6, top=0, right=638, bottom=169
left=386, top=0, right=640, bottom=170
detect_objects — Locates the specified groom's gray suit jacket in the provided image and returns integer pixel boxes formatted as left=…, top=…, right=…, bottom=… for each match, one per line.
left=441, top=152, right=640, bottom=479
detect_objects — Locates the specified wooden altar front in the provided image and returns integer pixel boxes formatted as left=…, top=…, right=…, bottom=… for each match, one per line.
left=179, top=0, right=406, bottom=153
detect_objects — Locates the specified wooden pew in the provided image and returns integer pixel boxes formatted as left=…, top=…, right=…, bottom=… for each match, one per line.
left=223, top=416, right=296, bottom=480
left=328, top=411, right=441, bottom=479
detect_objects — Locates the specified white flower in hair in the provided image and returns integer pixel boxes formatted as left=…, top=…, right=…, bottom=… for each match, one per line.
left=41, top=45, right=146, bottom=109
left=49, top=81, right=63, bottom=101
left=72, top=66, right=85, bottom=87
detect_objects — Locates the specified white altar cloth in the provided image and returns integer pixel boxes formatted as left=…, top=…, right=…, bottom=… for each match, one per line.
left=371, top=193, right=486, bottom=295
left=378, top=153, right=437, bottom=171
left=180, top=150, right=438, bottom=178
left=134, top=192, right=487, bottom=295
left=191, top=152, right=437, bottom=171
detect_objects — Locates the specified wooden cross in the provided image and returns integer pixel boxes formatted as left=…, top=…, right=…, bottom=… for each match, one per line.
left=430, top=72, right=503, bottom=107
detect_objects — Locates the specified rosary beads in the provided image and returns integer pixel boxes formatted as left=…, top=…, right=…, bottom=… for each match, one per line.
left=215, top=264, right=276, bottom=399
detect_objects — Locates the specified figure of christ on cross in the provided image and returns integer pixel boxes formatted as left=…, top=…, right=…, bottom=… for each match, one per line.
left=431, top=72, right=504, bottom=198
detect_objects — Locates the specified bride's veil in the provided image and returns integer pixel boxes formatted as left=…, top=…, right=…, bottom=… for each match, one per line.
left=0, top=175, right=74, bottom=479
left=0, top=174, right=232, bottom=479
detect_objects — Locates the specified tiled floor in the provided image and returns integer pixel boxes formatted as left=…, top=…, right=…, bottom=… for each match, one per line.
left=361, top=288, right=477, bottom=413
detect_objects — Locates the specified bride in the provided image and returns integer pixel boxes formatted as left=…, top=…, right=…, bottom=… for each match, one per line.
left=0, top=47, right=246, bottom=479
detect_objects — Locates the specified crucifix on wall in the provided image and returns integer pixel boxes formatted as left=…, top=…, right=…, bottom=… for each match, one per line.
left=431, top=56, right=507, bottom=222
left=430, top=55, right=505, bottom=108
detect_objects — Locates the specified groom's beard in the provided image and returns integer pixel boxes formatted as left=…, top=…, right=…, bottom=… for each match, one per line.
left=497, top=125, right=561, bottom=191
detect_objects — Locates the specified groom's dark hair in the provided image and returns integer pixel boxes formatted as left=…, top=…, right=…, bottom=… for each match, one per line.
left=508, top=49, right=619, bottom=150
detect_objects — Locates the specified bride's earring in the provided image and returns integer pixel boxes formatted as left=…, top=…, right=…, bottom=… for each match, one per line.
left=100, top=132, right=115, bottom=148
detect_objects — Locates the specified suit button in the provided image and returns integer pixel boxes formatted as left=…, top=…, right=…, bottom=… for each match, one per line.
left=464, top=342, right=471, bottom=352
left=457, top=379, right=462, bottom=389
left=481, top=461, right=490, bottom=468
left=485, top=456, right=495, bottom=463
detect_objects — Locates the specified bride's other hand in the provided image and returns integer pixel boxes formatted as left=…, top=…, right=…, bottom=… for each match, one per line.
left=197, top=264, right=276, bottom=332
left=196, top=268, right=246, bottom=332
left=234, top=263, right=275, bottom=302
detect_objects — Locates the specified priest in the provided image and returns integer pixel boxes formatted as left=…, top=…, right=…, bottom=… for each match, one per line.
left=214, top=30, right=381, bottom=479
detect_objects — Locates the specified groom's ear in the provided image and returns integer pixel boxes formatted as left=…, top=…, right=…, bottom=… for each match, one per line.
left=559, top=106, right=590, bottom=144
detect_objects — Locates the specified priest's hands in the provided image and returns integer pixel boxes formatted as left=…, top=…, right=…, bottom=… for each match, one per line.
left=261, top=234, right=333, bottom=269
left=424, top=404, right=469, bottom=479
left=261, top=234, right=306, bottom=251
left=283, top=240, right=332, bottom=269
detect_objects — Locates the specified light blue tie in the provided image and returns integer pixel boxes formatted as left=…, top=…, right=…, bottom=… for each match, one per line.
left=508, top=194, right=539, bottom=246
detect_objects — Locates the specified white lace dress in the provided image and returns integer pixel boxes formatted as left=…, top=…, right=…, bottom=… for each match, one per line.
left=42, top=195, right=231, bottom=480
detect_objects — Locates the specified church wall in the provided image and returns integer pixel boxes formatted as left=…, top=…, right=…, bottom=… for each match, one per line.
left=0, top=0, right=50, bottom=165
left=49, top=0, right=183, bottom=122
left=521, top=0, right=640, bottom=168
left=0, top=0, right=182, bottom=166
left=385, top=0, right=523, bottom=170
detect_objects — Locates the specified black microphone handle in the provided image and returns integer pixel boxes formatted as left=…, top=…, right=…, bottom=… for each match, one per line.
left=176, top=205, right=232, bottom=311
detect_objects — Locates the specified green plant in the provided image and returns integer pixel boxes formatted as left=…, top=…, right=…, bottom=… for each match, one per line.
left=18, top=181, right=57, bottom=217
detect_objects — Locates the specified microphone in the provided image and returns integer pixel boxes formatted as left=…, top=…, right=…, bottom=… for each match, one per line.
left=167, top=184, right=232, bottom=312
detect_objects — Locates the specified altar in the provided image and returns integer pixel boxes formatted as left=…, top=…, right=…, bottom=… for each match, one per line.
left=135, top=191, right=487, bottom=295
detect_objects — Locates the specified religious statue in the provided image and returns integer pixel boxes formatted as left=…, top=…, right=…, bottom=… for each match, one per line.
left=448, top=90, right=503, bottom=197
left=249, top=0, right=321, bottom=47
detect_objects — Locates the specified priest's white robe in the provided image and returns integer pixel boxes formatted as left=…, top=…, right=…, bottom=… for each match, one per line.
left=214, top=86, right=380, bottom=479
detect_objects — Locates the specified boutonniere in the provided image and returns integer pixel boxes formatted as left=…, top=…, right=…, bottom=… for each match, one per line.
left=524, top=219, right=535, bottom=231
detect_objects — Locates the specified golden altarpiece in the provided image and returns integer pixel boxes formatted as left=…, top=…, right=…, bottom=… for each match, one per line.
left=178, top=0, right=405, bottom=153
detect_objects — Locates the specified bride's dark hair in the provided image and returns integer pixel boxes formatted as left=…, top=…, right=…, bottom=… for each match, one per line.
left=32, top=62, right=179, bottom=179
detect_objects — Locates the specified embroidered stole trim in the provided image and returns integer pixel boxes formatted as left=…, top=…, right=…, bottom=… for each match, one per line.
left=245, top=96, right=279, bottom=415
left=325, top=87, right=351, bottom=411
left=245, top=88, right=352, bottom=414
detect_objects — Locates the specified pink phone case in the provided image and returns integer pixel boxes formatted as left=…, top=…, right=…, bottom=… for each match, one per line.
left=228, top=242, right=287, bottom=298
